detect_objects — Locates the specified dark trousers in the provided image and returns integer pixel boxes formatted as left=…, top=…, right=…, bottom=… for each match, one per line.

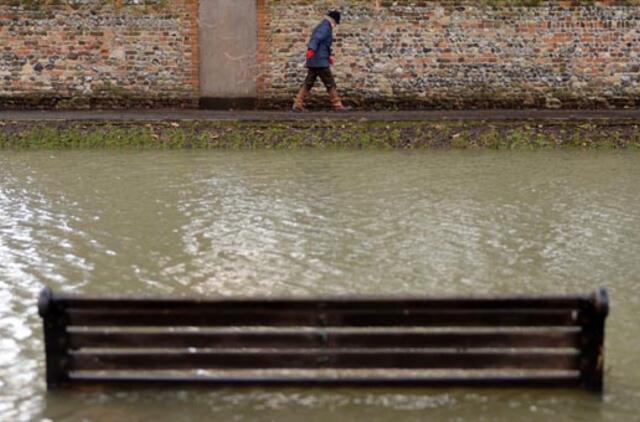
left=303, top=67, right=336, bottom=91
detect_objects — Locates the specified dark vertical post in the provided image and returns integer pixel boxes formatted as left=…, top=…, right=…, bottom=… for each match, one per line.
left=38, top=288, right=70, bottom=389
left=581, top=288, right=609, bottom=393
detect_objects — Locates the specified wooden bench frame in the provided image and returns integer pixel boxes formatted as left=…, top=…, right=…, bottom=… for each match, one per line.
left=38, top=288, right=608, bottom=392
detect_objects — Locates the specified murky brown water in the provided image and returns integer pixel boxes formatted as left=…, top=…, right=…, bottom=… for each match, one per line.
left=0, top=150, right=639, bottom=421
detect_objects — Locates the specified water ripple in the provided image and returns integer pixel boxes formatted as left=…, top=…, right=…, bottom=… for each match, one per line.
left=0, top=150, right=639, bottom=421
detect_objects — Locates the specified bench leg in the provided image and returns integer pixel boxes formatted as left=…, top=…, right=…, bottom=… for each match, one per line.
left=581, top=288, right=608, bottom=393
left=39, top=288, right=70, bottom=389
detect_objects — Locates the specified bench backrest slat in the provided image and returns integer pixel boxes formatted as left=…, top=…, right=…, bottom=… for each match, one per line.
left=68, top=330, right=582, bottom=350
left=56, top=296, right=589, bottom=310
left=65, top=308, right=579, bottom=327
left=71, top=350, right=581, bottom=372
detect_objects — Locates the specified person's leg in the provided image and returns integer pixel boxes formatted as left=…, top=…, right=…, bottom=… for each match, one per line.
left=318, top=68, right=337, bottom=92
left=304, top=69, right=319, bottom=91
left=292, top=69, right=319, bottom=112
left=318, top=68, right=351, bottom=111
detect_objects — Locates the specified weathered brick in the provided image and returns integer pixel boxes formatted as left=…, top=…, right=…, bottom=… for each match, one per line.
left=2, top=1, right=640, bottom=109
left=257, top=0, right=640, bottom=109
left=0, top=0, right=199, bottom=109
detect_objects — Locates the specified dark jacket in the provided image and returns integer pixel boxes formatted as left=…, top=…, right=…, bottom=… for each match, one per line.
left=306, top=18, right=333, bottom=68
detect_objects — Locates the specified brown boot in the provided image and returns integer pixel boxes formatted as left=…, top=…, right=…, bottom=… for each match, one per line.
left=328, top=87, right=352, bottom=112
left=292, top=86, right=309, bottom=112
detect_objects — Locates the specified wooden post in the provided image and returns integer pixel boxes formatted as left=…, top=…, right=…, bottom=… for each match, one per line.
left=581, top=288, right=609, bottom=393
left=38, top=287, right=70, bottom=389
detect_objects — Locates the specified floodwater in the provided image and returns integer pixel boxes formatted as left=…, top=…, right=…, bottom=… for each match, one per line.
left=0, top=150, right=639, bottom=421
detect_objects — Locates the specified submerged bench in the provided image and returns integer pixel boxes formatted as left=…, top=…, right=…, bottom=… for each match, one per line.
left=38, top=288, right=609, bottom=392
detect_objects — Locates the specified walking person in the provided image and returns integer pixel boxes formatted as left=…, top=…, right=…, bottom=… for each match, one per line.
left=292, top=10, right=351, bottom=112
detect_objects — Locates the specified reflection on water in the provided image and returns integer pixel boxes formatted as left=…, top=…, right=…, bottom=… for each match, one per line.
left=0, top=150, right=639, bottom=421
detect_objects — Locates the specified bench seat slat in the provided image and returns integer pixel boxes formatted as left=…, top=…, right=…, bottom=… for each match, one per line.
left=70, top=350, right=580, bottom=371
left=67, top=309, right=579, bottom=327
left=69, top=331, right=581, bottom=350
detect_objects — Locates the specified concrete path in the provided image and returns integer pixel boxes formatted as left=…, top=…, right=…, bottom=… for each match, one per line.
left=1, top=109, right=640, bottom=122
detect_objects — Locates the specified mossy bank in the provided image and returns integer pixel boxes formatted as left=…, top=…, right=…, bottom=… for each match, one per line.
left=1, top=119, right=640, bottom=149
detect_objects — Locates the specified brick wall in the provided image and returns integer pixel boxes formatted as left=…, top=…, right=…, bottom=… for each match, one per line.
left=258, top=0, right=640, bottom=109
left=0, top=0, right=199, bottom=109
left=1, top=0, right=640, bottom=109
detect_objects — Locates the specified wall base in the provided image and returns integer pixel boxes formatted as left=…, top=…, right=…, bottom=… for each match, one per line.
left=199, top=98, right=258, bottom=110
left=0, top=96, right=198, bottom=111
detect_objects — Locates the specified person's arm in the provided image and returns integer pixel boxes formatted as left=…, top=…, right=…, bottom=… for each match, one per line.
left=307, top=22, right=330, bottom=55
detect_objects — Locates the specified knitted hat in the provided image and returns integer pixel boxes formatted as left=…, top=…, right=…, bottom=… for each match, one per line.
left=327, top=10, right=341, bottom=25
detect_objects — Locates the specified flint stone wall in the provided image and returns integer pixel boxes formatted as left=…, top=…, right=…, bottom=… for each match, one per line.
left=0, top=0, right=199, bottom=109
left=1, top=0, right=640, bottom=109
left=259, top=0, right=640, bottom=109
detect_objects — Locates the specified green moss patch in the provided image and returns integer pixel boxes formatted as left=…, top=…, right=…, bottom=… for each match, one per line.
left=1, top=119, right=639, bottom=150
